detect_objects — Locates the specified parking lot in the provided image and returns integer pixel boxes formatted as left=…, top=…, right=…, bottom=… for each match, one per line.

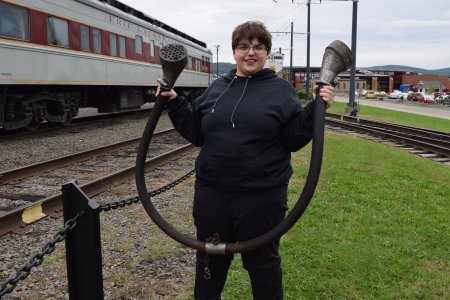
left=335, top=96, right=450, bottom=120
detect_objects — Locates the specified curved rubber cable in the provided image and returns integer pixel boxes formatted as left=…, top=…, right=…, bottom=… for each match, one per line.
left=135, top=86, right=326, bottom=254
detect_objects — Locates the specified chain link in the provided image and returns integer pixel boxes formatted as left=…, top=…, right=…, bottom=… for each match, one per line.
left=98, top=169, right=194, bottom=212
left=0, top=213, right=81, bottom=297
left=0, top=170, right=194, bottom=297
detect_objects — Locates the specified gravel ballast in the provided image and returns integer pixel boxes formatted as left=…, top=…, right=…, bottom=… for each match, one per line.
left=0, top=111, right=200, bottom=299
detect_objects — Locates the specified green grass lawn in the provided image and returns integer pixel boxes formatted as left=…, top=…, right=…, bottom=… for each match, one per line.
left=328, top=102, right=450, bottom=133
left=218, top=105, right=450, bottom=299
left=220, top=131, right=449, bottom=299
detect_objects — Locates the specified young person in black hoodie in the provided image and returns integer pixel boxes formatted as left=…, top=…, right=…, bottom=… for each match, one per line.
left=158, top=21, right=335, bottom=300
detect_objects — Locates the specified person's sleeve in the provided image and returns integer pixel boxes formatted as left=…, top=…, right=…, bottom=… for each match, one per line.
left=280, top=95, right=315, bottom=152
left=166, top=96, right=205, bottom=146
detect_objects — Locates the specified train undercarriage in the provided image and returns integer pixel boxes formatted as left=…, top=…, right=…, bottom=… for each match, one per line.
left=0, top=85, right=203, bottom=131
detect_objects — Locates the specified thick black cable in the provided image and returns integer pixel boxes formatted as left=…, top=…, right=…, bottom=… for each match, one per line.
left=135, top=91, right=326, bottom=254
left=136, top=41, right=352, bottom=255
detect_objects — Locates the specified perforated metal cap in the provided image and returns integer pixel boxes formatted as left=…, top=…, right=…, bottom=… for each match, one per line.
left=160, top=44, right=188, bottom=62
left=158, top=44, right=188, bottom=89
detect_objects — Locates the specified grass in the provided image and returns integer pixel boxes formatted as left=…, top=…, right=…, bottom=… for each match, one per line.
left=328, top=102, right=450, bottom=133
left=218, top=131, right=449, bottom=299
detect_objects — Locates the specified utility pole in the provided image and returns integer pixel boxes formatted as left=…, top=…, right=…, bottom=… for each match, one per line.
left=290, top=22, right=294, bottom=85
left=270, top=24, right=307, bottom=86
left=319, top=0, right=359, bottom=107
left=305, top=0, right=311, bottom=99
left=214, top=45, right=220, bottom=78
left=348, top=0, right=358, bottom=107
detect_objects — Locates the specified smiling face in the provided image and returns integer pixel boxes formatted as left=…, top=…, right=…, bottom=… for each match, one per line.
left=233, top=38, right=269, bottom=77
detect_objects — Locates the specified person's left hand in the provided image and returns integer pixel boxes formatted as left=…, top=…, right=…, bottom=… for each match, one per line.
left=313, top=85, right=335, bottom=109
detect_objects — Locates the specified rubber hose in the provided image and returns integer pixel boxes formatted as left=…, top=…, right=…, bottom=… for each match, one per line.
left=135, top=89, right=327, bottom=254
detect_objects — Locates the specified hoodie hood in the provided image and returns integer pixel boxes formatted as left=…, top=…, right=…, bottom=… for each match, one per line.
left=223, top=68, right=277, bottom=82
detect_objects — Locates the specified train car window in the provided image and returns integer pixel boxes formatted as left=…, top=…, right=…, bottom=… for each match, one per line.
left=135, top=35, right=143, bottom=54
left=92, top=28, right=101, bottom=53
left=119, top=36, right=126, bottom=58
left=80, top=24, right=90, bottom=51
left=188, top=57, right=192, bottom=70
left=47, top=16, right=69, bottom=47
left=0, top=2, right=29, bottom=40
left=110, top=33, right=117, bottom=56
left=149, top=40, right=155, bottom=57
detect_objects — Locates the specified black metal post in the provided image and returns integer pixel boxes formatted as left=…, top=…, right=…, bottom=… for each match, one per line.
left=305, top=0, right=311, bottom=99
left=63, top=181, right=104, bottom=300
left=349, top=0, right=358, bottom=107
left=289, top=22, right=294, bottom=86
left=215, top=45, right=220, bottom=78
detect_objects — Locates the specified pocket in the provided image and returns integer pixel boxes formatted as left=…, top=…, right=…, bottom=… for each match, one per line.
left=199, top=153, right=269, bottom=186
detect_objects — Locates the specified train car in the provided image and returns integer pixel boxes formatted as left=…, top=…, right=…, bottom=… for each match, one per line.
left=0, top=0, right=212, bottom=130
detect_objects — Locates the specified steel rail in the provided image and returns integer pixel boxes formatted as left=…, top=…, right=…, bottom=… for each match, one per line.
left=0, top=128, right=175, bottom=184
left=326, top=112, right=450, bottom=141
left=326, top=118, right=450, bottom=157
left=325, top=116, right=450, bottom=148
left=0, top=143, right=195, bottom=237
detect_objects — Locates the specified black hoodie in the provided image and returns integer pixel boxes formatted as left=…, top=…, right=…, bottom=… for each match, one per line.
left=167, top=68, right=315, bottom=191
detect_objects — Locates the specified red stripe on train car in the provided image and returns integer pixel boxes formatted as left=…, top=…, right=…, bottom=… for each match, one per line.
left=69, top=21, right=80, bottom=51
left=102, top=29, right=110, bottom=56
left=29, top=10, right=46, bottom=45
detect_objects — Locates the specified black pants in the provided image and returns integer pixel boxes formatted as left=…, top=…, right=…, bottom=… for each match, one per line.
left=193, top=179, right=288, bottom=300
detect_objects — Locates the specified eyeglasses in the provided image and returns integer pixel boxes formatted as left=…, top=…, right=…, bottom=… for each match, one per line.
left=235, top=44, right=267, bottom=53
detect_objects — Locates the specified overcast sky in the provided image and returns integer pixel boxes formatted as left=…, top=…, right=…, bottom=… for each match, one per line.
left=122, top=0, right=450, bottom=70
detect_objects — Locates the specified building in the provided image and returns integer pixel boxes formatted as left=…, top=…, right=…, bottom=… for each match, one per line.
left=282, top=66, right=450, bottom=94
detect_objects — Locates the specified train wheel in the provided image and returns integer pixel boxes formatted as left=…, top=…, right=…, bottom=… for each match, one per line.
left=25, top=119, right=41, bottom=131
left=59, top=115, right=73, bottom=126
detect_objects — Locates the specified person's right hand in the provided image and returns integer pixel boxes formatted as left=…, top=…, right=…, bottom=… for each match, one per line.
left=156, top=86, right=177, bottom=101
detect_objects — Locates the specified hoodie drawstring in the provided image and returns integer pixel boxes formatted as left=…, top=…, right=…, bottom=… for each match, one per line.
left=230, top=76, right=251, bottom=128
left=211, top=76, right=237, bottom=114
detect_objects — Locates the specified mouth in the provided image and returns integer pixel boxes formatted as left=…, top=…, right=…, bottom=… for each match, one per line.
left=244, top=59, right=257, bottom=64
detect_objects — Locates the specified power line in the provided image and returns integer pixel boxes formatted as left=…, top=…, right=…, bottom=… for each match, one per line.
left=276, top=0, right=308, bottom=32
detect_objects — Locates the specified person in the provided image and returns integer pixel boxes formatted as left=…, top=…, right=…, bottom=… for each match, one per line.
left=157, top=21, right=335, bottom=300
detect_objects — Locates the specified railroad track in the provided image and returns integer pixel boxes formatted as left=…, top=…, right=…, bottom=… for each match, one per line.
left=325, top=113, right=450, bottom=164
left=0, top=128, right=175, bottom=184
left=0, top=128, right=195, bottom=237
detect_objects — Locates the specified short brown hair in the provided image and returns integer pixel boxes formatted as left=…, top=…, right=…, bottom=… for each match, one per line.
left=232, top=21, right=272, bottom=53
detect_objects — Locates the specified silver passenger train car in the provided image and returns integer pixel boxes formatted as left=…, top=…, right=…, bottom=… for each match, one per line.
left=0, top=0, right=212, bottom=130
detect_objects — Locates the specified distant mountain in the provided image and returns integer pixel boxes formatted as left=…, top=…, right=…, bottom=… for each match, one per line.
left=212, top=63, right=236, bottom=76
left=367, top=65, right=450, bottom=76
left=213, top=63, right=450, bottom=77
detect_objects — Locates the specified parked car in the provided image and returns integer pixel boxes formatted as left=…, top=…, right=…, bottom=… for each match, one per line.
left=366, top=90, right=376, bottom=99
left=436, top=93, right=450, bottom=104
left=409, top=92, right=434, bottom=103
left=422, top=94, right=435, bottom=103
left=375, top=91, right=387, bottom=99
left=389, top=90, right=403, bottom=99
left=409, top=92, right=424, bottom=102
left=400, top=92, right=409, bottom=101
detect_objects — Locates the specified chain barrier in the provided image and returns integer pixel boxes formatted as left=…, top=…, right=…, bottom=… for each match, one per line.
left=0, top=169, right=195, bottom=298
left=0, top=213, right=81, bottom=298
left=98, top=169, right=195, bottom=212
